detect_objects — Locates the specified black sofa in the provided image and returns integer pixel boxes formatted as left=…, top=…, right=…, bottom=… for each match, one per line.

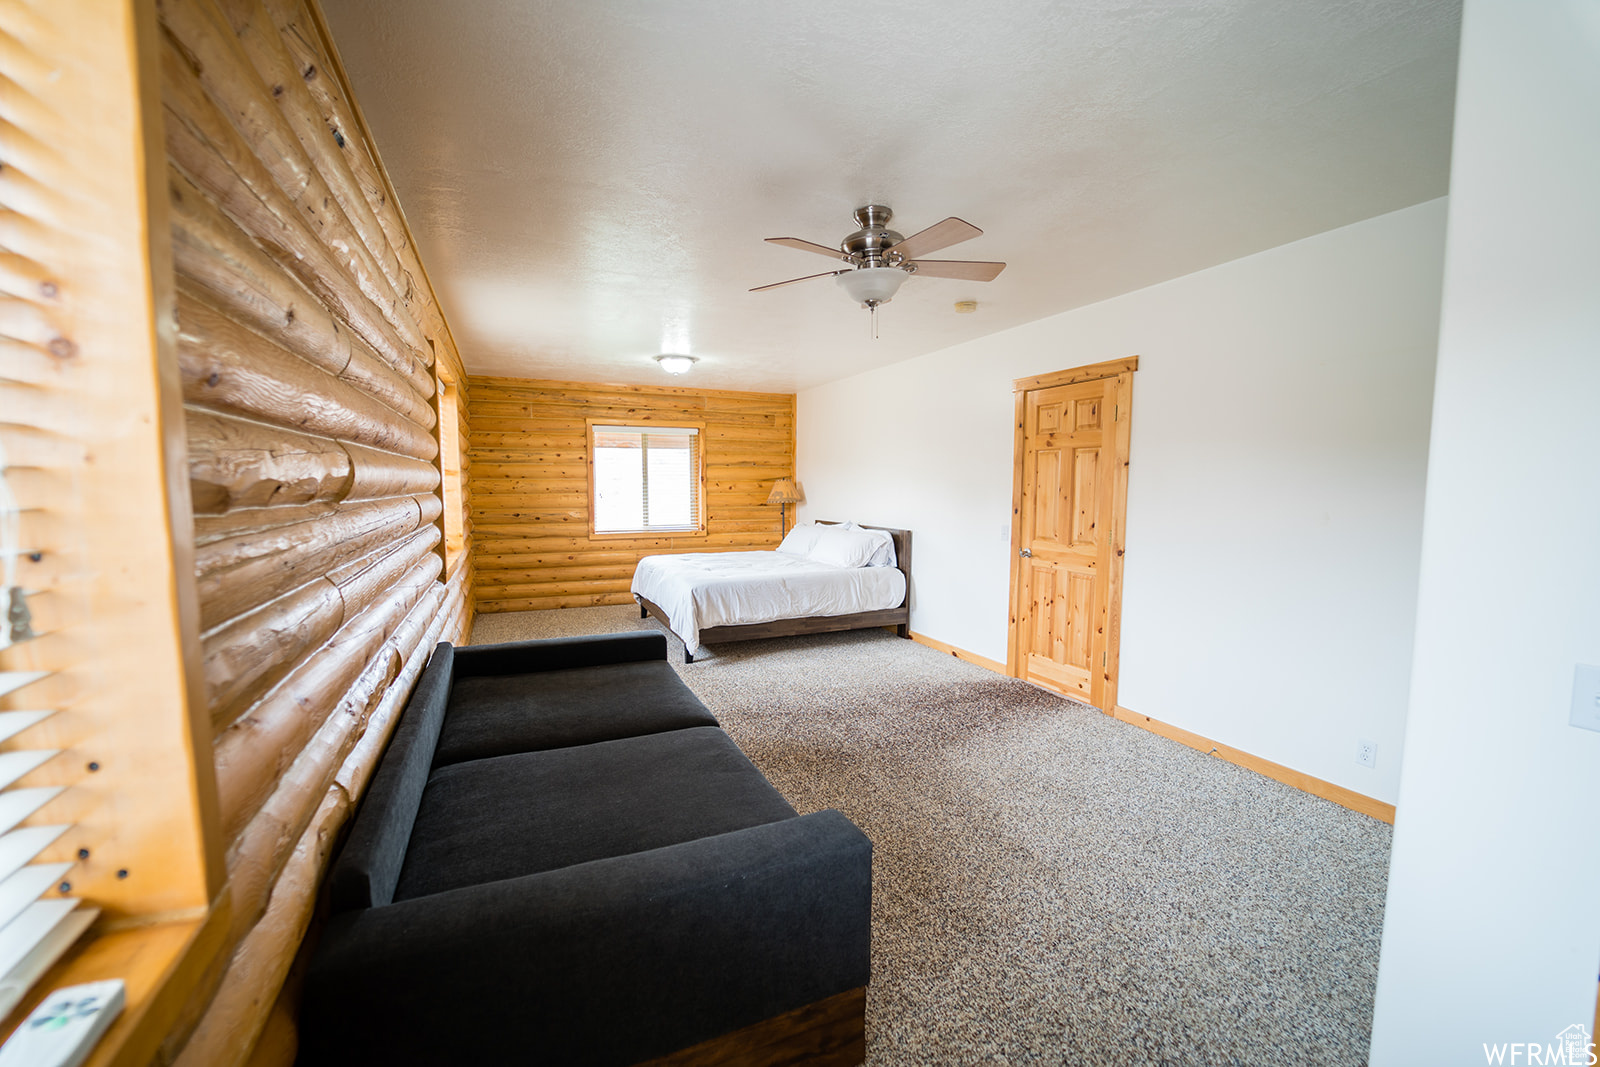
left=297, top=632, right=872, bottom=1066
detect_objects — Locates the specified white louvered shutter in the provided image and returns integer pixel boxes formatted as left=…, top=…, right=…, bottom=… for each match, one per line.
left=0, top=52, right=98, bottom=1014
left=0, top=472, right=95, bottom=1018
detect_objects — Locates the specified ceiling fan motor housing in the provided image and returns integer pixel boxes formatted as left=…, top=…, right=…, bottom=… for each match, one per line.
left=841, top=204, right=906, bottom=268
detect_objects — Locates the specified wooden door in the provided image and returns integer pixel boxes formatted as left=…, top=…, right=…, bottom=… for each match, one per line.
left=1008, top=359, right=1136, bottom=712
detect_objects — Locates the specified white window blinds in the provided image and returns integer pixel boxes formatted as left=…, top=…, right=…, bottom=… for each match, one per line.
left=591, top=426, right=701, bottom=534
left=0, top=38, right=97, bottom=1012
left=0, top=1, right=222, bottom=1045
left=0, top=444, right=95, bottom=1022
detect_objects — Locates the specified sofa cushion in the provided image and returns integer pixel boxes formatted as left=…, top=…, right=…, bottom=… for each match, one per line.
left=328, top=643, right=455, bottom=912
left=433, top=659, right=717, bottom=767
left=300, top=811, right=873, bottom=1067
left=393, top=727, right=796, bottom=903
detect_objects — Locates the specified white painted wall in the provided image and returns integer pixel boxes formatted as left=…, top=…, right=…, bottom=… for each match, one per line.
left=798, top=199, right=1446, bottom=805
left=1369, top=1, right=1600, bottom=1059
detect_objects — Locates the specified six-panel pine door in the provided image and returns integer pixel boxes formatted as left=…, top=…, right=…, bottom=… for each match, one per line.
left=1008, top=359, right=1136, bottom=712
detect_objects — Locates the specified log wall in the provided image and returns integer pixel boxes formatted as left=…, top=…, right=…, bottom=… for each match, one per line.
left=469, top=377, right=795, bottom=613
left=155, top=0, right=473, bottom=1061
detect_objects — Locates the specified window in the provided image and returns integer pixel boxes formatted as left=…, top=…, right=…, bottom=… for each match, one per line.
left=436, top=367, right=466, bottom=569
left=588, top=424, right=704, bottom=535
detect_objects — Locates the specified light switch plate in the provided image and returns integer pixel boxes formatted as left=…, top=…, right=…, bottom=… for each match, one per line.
left=1570, top=664, right=1600, bottom=733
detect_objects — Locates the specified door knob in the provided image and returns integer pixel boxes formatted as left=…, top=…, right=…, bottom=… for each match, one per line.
left=1019, top=548, right=1032, bottom=557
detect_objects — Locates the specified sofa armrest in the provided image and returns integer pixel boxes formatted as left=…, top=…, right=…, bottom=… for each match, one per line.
left=299, top=809, right=871, bottom=1066
left=451, top=631, right=667, bottom=677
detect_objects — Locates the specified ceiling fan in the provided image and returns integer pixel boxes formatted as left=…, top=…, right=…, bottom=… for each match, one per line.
left=751, top=205, right=1005, bottom=334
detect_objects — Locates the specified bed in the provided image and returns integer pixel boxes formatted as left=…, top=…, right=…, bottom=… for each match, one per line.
left=632, top=521, right=911, bottom=662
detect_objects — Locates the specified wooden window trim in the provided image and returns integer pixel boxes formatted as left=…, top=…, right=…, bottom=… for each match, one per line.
left=585, top=418, right=708, bottom=540
left=436, top=366, right=467, bottom=569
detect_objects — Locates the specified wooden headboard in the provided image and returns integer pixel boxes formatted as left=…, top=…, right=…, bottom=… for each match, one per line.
left=817, top=520, right=912, bottom=604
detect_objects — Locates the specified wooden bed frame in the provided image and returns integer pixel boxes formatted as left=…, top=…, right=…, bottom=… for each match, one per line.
left=636, top=521, right=912, bottom=663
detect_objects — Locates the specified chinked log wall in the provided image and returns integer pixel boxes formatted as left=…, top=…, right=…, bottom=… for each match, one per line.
left=157, top=0, right=472, bottom=1062
left=470, top=378, right=795, bottom=613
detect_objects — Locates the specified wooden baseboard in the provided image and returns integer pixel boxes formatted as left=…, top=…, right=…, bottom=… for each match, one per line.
left=907, top=631, right=1007, bottom=675
left=637, top=987, right=865, bottom=1067
left=1113, top=706, right=1396, bottom=824
left=873, top=630, right=1394, bottom=825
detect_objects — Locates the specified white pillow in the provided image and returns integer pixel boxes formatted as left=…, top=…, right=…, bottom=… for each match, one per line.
left=863, top=528, right=897, bottom=568
left=809, top=523, right=892, bottom=569
left=776, top=522, right=823, bottom=557
left=843, top=522, right=896, bottom=567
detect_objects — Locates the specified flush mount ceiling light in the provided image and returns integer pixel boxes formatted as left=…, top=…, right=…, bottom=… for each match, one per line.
left=654, top=354, right=698, bottom=374
left=750, top=205, right=1006, bottom=338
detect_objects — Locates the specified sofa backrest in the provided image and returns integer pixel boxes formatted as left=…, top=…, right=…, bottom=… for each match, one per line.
left=452, top=631, right=667, bottom=676
left=327, top=642, right=456, bottom=912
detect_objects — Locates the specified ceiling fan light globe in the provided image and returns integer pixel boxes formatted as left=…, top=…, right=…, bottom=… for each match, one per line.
left=654, top=354, right=697, bottom=374
left=836, top=266, right=909, bottom=307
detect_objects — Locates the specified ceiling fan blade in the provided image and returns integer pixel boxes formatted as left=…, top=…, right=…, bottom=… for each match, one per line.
left=889, top=217, right=983, bottom=262
left=764, top=237, right=853, bottom=262
left=908, top=259, right=1007, bottom=282
left=749, top=270, right=849, bottom=292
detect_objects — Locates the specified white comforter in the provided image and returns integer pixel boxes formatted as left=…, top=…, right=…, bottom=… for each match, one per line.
left=631, top=551, right=907, bottom=654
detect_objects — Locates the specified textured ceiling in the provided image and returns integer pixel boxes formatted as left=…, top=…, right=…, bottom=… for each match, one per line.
left=319, top=0, right=1460, bottom=392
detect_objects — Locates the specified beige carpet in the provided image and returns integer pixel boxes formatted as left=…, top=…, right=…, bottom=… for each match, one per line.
left=471, top=606, right=1391, bottom=1066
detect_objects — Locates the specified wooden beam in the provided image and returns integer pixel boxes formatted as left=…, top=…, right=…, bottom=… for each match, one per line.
left=159, top=37, right=428, bottom=385
left=467, top=374, right=796, bottom=406
left=211, top=553, right=440, bottom=837
left=175, top=289, right=438, bottom=461
left=160, top=0, right=431, bottom=360
left=186, top=410, right=352, bottom=515
left=194, top=496, right=429, bottom=628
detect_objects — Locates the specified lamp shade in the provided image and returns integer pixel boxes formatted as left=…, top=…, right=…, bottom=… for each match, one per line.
left=766, top=478, right=803, bottom=505
left=835, top=267, right=908, bottom=306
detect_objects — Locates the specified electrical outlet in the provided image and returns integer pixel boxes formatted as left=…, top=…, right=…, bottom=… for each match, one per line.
left=1355, top=739, right=1377, bottom=769
left=1570, top=664, right=1600, bottom=733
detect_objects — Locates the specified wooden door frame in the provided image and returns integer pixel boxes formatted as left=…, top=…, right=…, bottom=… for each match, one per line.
left=1006, top=356, right=1138, bottom=712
